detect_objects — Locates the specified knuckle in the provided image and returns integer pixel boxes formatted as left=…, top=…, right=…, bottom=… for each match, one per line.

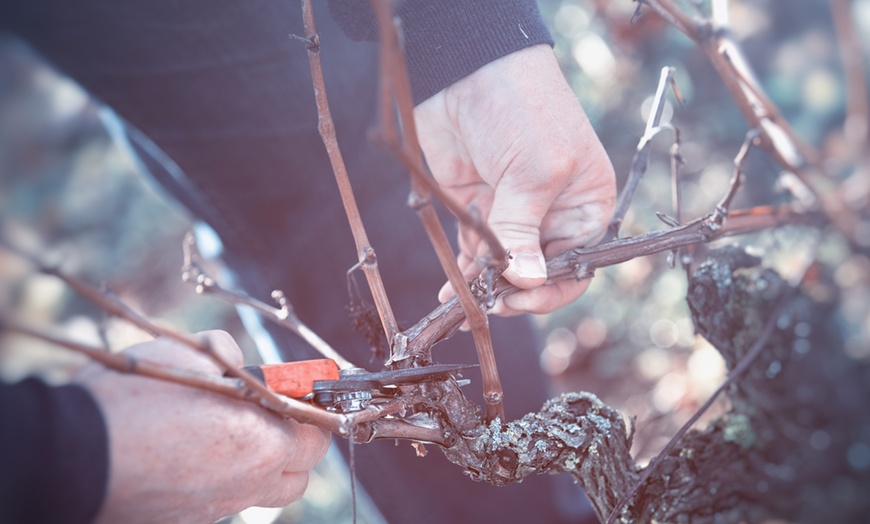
left=542, top=152, right=579, bottom=180
left=284, top=421, right=331, bottom=472
left=303, top=427, right=331, bottom=468
left=260, top=472, right=310, bottom=508
left=489, top=220, right=540, bottom=240
left=199, top=329, right=237, bottom=349
left=279, top=472, right=309, bottom=506
left=198, top=329, right=243, bottom=366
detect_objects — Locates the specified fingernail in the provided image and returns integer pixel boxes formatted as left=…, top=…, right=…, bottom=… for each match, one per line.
left=512, top=251, right=546, bottom=279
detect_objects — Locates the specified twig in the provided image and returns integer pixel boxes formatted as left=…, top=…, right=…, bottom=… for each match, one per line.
left=608, top=66, right=681, bottom=240
left=642, top=0, right=867, bottom=244
left=368, top=1, right=506, bottom=266
left=668, top=130, right=685, bottom=267
left=830, top=0, right=870, bottom=154
left=0, top=239, right=305, bottom=421
left=1, top=316, right=351, bottom=434
left=647, top=0, right=817, bottom=169
left=712, top=128, right=760, bottom=222
left=678, top=128, right=758, bottom=266
left=369, top=0, right=505, bottom=421
left=720, top=49, right=819, bottom=169
left=644, top=67, right=677, bottom=138
left=640, top=0, right=699, bottom=38
left=296, top=0, right=400, bottom=351
left=389, top=146, right=508, bottom=265
left=402, top=204, right=823, bottom=356
left=181, top=233, right=355, bottom=370
left=0, top=238, right=163, bottom=339
left=349, top=429, right=358, bottom=524
left=3, top=318, right=255, bottom=398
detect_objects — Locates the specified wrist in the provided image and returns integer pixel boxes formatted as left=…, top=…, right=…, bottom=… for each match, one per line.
left=399, top=0, right=553, bottom=104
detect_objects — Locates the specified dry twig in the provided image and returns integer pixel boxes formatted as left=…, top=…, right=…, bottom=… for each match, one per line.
left=296, top=0, right=399, bottom=350
left=368, top=0, right=506, bottom=422
left=829, top=0, right=870, bottom=156
left=181, top=232, right=355, bottom=370
left=609, top=66, right=683, bottom=240
left=0, top=238, right=352, bottom=434
left=641, top=0, right=862, bottom=241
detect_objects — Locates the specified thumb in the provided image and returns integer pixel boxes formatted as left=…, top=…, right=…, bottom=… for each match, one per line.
left=495, top=230, right=548, bottom=290
left=487, top=177, right=555, bottom=289
left=487, top=191, right=550, bottom=290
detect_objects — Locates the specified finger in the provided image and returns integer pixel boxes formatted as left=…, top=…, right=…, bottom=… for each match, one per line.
left=498, top=278, right=592, bottom=316
left=281, top=420, right=332, bottom=473
left=488, top=297, right=524, bottom=317
left=487, top=182, right=559, bottom=290
left=254, top=423, right=329, bottom=507
left=538, top=168, right=616, bottom=256
left=256, top=471, right=310, bottom=508
left=120, top=335, right=221, bottom=373
left=503, top=249, right=547, bottom=289
left=194, top=330, right=244, bottom=370
left=437, top=280, right=455, bottom=304
left=125, top=330, right=245, bottom=375
left=436, top=232, right=480, bottom=303
left=243, top=419, right=329, bottom=509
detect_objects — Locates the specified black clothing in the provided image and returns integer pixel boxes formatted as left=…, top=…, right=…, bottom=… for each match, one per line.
left=0, top=380, right=108, bottom=524
left=0, top=1, right=593, bottom=523
left=329, top=0, right=552, bottom=103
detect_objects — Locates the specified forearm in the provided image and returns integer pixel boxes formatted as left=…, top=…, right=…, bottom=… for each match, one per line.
left=0, top=378, right=108, bottom=524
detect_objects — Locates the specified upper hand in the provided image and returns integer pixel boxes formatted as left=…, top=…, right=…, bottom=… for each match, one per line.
left=77, top=330, right=331, bottom=524
left=414, top=44, right=615, bottom=315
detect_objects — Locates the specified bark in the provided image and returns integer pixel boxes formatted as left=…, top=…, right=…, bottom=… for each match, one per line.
left=424, top=244, right=870, bottom=523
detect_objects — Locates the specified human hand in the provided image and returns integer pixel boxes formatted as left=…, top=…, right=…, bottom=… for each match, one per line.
left=414, top=44, right=616, bottom=315
left=77, top=330, right=330, bottom=524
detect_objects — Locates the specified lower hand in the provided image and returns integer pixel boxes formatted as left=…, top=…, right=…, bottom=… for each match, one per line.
left=78, top=330, right=330, bottom=524
left=415, top=44, right=616, bottom=315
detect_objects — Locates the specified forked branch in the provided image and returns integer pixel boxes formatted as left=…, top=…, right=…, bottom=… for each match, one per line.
left=296, top=0, right=399, bottom=352
left=181, top=232, right=355, bottom=369
left=401, top=204, right=822, bottom=357
left=640, top=0, right=862, bottom=241
left=369, top=0, right=505, bottom=422
left=608, top=65, right=683, bottom=240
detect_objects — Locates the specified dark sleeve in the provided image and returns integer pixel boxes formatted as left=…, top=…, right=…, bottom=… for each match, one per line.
left=329, top=0, right=554, bottom=104
left=0, top=378, right=109, bottom=524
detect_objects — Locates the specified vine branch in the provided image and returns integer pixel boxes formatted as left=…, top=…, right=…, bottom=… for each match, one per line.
left=369, top=0, right=505, bottom=422
left=296, top=0, right=399, bottom=352
left=181, top=232, right=355, bottom=370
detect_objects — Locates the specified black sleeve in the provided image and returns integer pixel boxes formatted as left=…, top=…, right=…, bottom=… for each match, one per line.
left=0, top=378, right=109, bottom=524
left=329, top=0, right=554, bottom=104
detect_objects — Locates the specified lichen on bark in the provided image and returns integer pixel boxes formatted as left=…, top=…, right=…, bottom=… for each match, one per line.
left=439, top=244, right=870, bottom=523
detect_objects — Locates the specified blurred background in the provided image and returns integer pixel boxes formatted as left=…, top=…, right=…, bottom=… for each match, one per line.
left=1, top=0, right=869, bottom=522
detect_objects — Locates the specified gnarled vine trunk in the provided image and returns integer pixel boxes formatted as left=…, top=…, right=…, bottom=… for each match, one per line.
left=436, top=245, right=870, bottom=523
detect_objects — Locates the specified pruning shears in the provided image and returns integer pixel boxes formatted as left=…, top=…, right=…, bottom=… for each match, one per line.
left=243, top=359, right=475, bottom=413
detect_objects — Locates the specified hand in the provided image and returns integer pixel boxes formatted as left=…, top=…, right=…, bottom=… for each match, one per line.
left=77, top=330, right=331, bottom=524
left=415, top=44, right=616, bottom=315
